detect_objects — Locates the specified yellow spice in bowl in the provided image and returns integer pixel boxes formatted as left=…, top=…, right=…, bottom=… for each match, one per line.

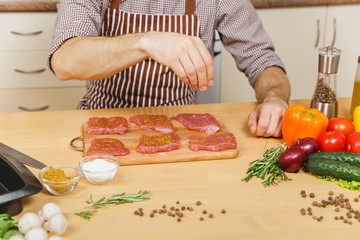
left=42, top=168, right=71, bottom=182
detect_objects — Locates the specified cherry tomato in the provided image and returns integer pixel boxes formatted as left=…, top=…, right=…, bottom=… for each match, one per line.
left=326, top=117, right=355, bottom=139
left=317, top=131, right=346, bottom=152
left=346, top=132, right=360, bottom=153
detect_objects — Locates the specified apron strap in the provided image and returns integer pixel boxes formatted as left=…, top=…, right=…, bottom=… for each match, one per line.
left=111, top=0, right=196, bottom=15
left=110, top=0, right=121, bottom=9
left=185, top=0, right=196, bottom=15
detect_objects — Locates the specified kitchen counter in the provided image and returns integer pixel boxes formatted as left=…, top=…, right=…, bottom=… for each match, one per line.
left=1, top=98, right=359, bottom=240
left=1, top=0, right=360, bottom=11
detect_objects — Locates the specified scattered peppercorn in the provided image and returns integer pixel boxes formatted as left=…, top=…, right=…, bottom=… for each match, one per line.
left=203, top=210, right=207, bottom=214
left=162, top=205, right=166, bottom=208
left=300, top=208, right=306, bottom=215
left=181, top=206, right=186, bottom=211
left=310, top=193, right=315, bottom=198
left=134, top=210, right=139, bottom=215
left=170, top=207, right=175, bottom=211
left=139, top=211, right=144, bottom=216
left=196, top=201, right=202, bottom=206
left=177, top=218, right=181, bottom=222
left=176, top=201, right=180, bottom=204
left=153, top=209, right=157, bottom=213
left=200, top=217, right=204, bottom=221
left=329, top=191, right=334, bottom=196
left=355, top=198, right=359, bottom=202
left=221, top=209, right=226, bottom=214
left=150, top=213, right=154, bottom=218
left=335, top=207, right=340, bottom=212
left=209, top=214, right=214, bottom=218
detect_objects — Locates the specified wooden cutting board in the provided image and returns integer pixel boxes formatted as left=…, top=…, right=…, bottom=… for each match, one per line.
left=81, top=118, right=239, bottom=166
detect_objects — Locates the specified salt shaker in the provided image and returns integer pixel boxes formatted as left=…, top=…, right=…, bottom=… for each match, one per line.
left=310, top=46, right=341, bottom=119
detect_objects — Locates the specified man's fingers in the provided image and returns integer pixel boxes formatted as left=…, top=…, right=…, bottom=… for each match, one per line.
left=247, top=110, right=259, bottom=135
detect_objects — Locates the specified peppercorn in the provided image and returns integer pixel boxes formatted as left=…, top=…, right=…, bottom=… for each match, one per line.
left=310, top=193, right=315, bottom=198
left=162, top=205, right=166, bottom=208
left=355, top=198, right=359, bottom=202
left=335, top=207, right=340, bottom=212
left=177, top=218, right=181, bottom=222
left=134, top=210, right=139, bottom=215
left=203, top=210, right=207, bottom=214
left=300, top=208, right=306, bottom=215
left=196, top=201, right=201, bottom=206
left=199, top=217, right=204, bottom=221
left=209, top=214, right=214, bottom=218
left=150, top=213, right=154, bottom=218
left=153, top=209, right=157, bottom=213
left=176, top=201, right=180, bottom=204
left=139, top=211, right=144, bottom=216
left=221, top=209, right=226, bottom=214
left=170, top=207, right=175, bottom=211
left=181, top=206, right=185, bottom=211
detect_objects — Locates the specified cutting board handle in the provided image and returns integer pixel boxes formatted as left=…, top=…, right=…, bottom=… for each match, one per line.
left=70, top=136, right=84, bottom=151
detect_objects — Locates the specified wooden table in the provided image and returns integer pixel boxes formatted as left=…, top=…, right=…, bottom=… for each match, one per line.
left=0, top=98, right=358, bottom=240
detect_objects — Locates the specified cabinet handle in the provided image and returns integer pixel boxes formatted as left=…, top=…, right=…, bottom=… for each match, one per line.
left=18, top=105, right=49, bottom=112
left=314, top=19, right=320, bottom=48
left=10, top=30, right=43, bottom=36
left=14, top=68, right=46, bottom=74
left=331, top=18, right=337, bottom=47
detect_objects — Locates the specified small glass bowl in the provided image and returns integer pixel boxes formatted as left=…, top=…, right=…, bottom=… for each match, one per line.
left=79, top=155, right=120, bottom=185
left=38, top=166, right=82, bottom=196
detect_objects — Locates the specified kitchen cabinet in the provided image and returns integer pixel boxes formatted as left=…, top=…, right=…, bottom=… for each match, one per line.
left=220, top=5, right=360, bottom=103
left=0, top=12, right=86, bottom=113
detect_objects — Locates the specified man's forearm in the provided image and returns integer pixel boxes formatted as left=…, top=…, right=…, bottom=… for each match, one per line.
left=254, top=66, right=291, bottom=104
left=51, top=33, right=148, bottom=81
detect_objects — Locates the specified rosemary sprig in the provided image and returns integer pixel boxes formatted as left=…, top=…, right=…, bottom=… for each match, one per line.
left=74, top=210, right=97, bottom=220
left=242, top=143, right=291, bottom=187
left=86, top=190, right=152, bottom=209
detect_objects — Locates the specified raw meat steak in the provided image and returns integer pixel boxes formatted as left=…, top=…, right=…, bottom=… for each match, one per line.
left=130, top=114, right=175, bottom=133
left=87, top=138, right=130, bottom=156
left=189, top=132, right=237, bottom=152
left=88, top=117, right=128, bottom=135
left=136, top=133, right=179, bottom=154
left=171, top=113, right=220, bottom=134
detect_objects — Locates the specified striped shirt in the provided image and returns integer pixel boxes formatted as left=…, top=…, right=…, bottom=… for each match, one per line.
left=49, top=0, right=285, bottom=89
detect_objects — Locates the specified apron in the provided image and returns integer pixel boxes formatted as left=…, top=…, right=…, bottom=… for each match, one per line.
left=78, top=0, right=200, bottom=109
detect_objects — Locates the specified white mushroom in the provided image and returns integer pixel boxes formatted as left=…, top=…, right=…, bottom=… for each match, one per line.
left=43, top=214, right=67, bottom=236
left=9, top=235, right=26, bottom=240
left=25, top=227, right=48, bottom=240
left=38, top=203, right=62, bottom=221
left=48, top=236, right=65, bottom=240
left=18, top=212, right=43, bottom=234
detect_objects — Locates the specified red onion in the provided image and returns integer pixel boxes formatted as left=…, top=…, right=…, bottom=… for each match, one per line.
left=293, top=137, right=320, bottom=156
left=278, top=146, right=306, bottom=172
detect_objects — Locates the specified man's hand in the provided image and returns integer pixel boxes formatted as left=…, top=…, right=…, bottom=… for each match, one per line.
left=247, top=66, right=291, bottom=138
left=247, top=98, right=288, bottom=137
left=141, top=32, right=214, bottom=91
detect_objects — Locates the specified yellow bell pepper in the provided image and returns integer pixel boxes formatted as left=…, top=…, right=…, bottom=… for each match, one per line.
left=282, top=105, right=329, bottom=146
left=354, top=105, right=360, bottom=132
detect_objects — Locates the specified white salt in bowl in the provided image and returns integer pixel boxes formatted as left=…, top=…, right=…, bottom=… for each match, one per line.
left=79, top=155, right=120, bottom=185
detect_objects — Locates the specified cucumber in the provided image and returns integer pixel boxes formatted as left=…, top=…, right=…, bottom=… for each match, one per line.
left=306, top=152, right=360, bottom=167
left=305, top=158, right=360, bottom=182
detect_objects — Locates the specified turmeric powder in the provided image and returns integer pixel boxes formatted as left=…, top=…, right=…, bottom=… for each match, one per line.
left=42, top=168, right=71, bottom=182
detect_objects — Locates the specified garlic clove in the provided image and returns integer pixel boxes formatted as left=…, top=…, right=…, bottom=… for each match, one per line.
left=8, top=235, right=26, bottom=240
left=38, top=202, right=62, bottom=221
left=25, top=227, right=48, bottom=240
left=18, top=212, right=43, bottom=234
left=47, top=214, right=67, bottom=236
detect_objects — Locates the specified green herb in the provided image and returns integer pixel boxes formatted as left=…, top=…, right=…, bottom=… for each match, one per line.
left=242, top=143, right=290, bottom=187
left=74, top=210, right=97, bottom=220
left=86, top=190, right=152, bottom=208
left=0, top=214, right=20, bottom=239
left=74, top=190, right=152, bottom=220
left=314, top=174, right=360, bottom=191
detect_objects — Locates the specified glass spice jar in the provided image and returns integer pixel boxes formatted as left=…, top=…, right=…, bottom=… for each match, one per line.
left=310, top=46, right=341, bottom=119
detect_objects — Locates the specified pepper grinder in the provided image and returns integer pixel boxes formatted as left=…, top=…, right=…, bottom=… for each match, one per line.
left=310, top=46, right=341, bottom=119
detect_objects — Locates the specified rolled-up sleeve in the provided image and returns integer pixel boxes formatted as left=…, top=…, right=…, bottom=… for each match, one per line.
left=48, top=0, right=103, bottom=71
left=216, top=0, right=285, bottom=88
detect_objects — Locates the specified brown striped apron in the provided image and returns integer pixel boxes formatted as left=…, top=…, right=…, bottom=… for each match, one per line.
left=78, top=0, right=200, bottom=110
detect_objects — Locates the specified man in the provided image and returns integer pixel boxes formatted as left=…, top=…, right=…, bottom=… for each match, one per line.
left=49, top=0, right=291, bottom=138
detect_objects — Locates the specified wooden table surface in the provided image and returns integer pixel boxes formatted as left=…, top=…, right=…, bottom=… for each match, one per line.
left=0, top=98, right=358, bottom=240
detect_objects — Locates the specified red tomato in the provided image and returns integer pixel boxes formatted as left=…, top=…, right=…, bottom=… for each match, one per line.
left=326, top=117, right=355, bottom=138
left=346, top=132, right=360, bottom=153
left=317, top=131, right=346, bottom=152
